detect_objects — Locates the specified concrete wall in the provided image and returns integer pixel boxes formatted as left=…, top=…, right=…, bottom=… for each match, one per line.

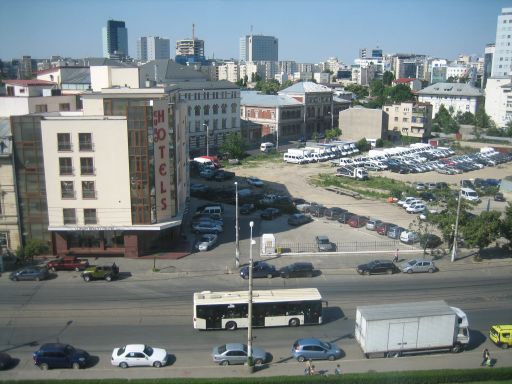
left=0, top=95, right=78, bottom=117
left=90, top=66, right=139, bottom=91
left=339, top=107, right=387, bottom=141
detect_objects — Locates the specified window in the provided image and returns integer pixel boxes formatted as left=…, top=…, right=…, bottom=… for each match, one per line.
left=231, top=117, right=236, bottom=128
left=82, top=181, right=96, bottom=199
left=221, top=104, right=227, bottom=114
left=59, top=103, right=71, bottom=112
left=394, top=117, right=398, bottom=122
left=80, top=157, right=94, bottom=175
left=213, top=119, right=218, bottom=129
left=231, top=103, right=237, bottom=113
left=402, top=118, right=409, bottom=122
left=213, top=104, right=219, bottom=115
left=57, top=133, right=71, bottom=151
left=35, top=104, right=47, bottom=113
left=63, top=208, right=76, bottom=225
left=222, top=118, right=227, bottom=129
left=187, top=106, right=191, bottom=116
left=78, top=133, right=93, bottom=151
left=195, top=106, right=201, bottom=116
left=59, top=157, right=73, bottom=175
left=203, top=105, right=210, bottom=115
left=61, top=181, right=75, bottom=199
left=84, top=209, right=97, bottom=224
left=195, top=121, right=201, bottom=132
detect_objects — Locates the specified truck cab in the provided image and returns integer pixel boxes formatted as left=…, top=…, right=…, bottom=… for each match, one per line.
left=489, top=324, right=512, bottom=349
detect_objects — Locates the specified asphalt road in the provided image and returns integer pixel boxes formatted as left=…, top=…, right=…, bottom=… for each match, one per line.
left=0, top=261, right=511, bottom=380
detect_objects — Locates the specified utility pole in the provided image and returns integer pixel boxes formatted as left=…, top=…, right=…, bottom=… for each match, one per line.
left=247, top=221, right=254, bottom=370
left=234, top=182, right=240, bottom=268
left=451, top=185, right=462, bottom=263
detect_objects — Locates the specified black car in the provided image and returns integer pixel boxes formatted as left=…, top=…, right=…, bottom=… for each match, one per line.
left=288, top=213, right=312, bottom=226
left=357, top=260, right=397, bottom=275
left=324, top=207, right=346, bottom=220
left=0, top=352, right=12, bottom=370
left=337, top=211, right=354, bottom=224
left=419, top=192, right=437, bottom=202
left=33, top=343, right=90, bottom=370
left=239, top=261, right=278, bottom=279
left=279, top=262, right=314, bottom=278
left=213, top=170, right=235, bottom=181
left=495, top=192, right=506, bottom=202
left=240, top=203, right=256, bottom=214
left=260, top=207, right=281, bottom=220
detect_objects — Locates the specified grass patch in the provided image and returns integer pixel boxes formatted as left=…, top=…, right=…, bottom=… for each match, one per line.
left=224, top=151, right=282, bottom=168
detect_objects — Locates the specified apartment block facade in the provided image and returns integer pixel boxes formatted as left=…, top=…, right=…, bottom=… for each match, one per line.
left=384, top=102, right=432, bottom=139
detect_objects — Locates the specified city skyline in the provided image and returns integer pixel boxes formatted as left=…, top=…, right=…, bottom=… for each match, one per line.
left=0, top=0, right=509, bottom=64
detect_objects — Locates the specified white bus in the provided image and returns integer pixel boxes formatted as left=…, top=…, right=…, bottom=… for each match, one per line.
left=193, top=288, right=324, bottom=330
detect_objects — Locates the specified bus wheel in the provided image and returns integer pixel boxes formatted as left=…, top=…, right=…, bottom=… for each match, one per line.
left=289, top=318, right=300, bottom=327
left=225, top=321, right=237, bottom=330
left=502, top=343, right=509, bottom=349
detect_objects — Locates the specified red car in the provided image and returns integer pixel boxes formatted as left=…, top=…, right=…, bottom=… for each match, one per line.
left=47, top=257, right=89, bottom=272
left=348, top=215, right=369, bottom=228
left=376, top=222, right=393, bottom=235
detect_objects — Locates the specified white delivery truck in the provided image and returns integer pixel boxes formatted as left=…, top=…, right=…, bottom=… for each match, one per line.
left=355, top=300, right=469, bottom=358
left=287, top=148, right=314, bottom=162
left=336, top=166, right=368, bottom=180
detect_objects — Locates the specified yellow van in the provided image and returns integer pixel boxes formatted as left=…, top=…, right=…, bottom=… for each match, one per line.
left=489, top=325, right=512, bottom=349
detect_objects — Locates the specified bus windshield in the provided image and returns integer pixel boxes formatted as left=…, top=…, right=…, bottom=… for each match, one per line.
left=193, top=288, right=324, bottom=330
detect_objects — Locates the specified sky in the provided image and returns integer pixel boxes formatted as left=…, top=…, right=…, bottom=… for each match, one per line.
left=0, top=0, right=510, bottom=64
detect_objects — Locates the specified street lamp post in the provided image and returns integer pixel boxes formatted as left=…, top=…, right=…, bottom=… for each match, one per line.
left=451, top=184, right=462, bottom=263
left=234, top=182, right=240, bottom=268
left=247, top=220, right=254, bottom=370
left=203, top=124, right=209, bottom=157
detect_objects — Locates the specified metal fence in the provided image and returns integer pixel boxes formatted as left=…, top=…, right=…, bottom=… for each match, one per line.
left=276, top=240, right=415, bottom=254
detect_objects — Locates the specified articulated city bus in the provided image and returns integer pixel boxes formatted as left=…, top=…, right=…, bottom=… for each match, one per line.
left=193, top=288, right=324, bottom=330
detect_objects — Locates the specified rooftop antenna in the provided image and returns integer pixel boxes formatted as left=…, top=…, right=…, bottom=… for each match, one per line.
left=250, top=25, right=253, bottom=37
left=192, top=23, right=195, bottom=40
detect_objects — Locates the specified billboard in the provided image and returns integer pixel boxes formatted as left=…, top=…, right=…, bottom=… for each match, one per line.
left=153, top=99, right=172, bottom=222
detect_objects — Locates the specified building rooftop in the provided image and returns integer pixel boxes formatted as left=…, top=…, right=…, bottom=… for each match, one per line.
left=2, top=79, right=56, bottom=86
left=393, top=78, right=419, bottom=84
left=166, top=80, right=239, bottom=92
left=140, top=59, right=208, bottom=84
left=241, top=91, right=301, bottom=107
left=418, top=82, right=483, bottom=97
left=279, top=81, right=333, bottom=95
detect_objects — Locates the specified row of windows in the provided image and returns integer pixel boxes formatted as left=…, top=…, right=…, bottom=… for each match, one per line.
left=181, top=90, right=239, bottom=101
left=61, top=181, right=96, bottom=199
left=57, top=133, right=93, bottom=152
left=190, top=118, right=237, bottom=132
left=59, top=157, right=94, bottom=176
left=189, top=103, right=237, bottom=116
left=63, top=208, right=97, bottom=225
left=34, top=103, right=71, bottom=113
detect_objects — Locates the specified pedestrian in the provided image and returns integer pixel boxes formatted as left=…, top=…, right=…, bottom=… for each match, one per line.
left=310, top=364, right=316, bottom=376
left=334, top=364, right=342, bottom=375
left=393, top=249, right=399, bottom=263
left=304, top=359, right=312, bottom=375
left=481, top=348, right=490, bottom=366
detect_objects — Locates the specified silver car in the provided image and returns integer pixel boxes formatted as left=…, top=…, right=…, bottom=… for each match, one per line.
left=212, top=343, right=267, bottom=366
left=400, top=259, right=436, bottom=274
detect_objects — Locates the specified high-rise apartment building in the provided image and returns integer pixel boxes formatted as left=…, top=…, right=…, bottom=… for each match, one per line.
left=175, top=38, right=205, bottom=65
left=239, top=35, right=278, bottom=62
left=483, top=43, right=495, bottom=88
left=491, top=7, right=512, bottom=77
left=137, top=36, right=171, bottom=62
left=102, top=19, right=128, bottom=59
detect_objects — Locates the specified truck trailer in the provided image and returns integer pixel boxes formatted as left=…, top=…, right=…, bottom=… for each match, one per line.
left=355, top=300, right=469, bottom=358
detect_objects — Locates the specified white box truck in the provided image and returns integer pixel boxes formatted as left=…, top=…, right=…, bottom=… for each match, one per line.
left=355, top=300, right=469, bottom=358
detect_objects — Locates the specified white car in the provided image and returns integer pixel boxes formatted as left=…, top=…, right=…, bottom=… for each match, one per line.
left=111, top=344, right=168, bottom=368
left=195, top=233, right=218, bottom=251
left=397, top=196, right=416, bottom=206
left=403, top=199, right=423, bottom=210
left=247, top=177, right=264, bottom=187
left=406, top=203, right=426, bottom=214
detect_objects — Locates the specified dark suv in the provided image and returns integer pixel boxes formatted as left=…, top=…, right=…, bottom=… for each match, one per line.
left=279, top=262, right=314, bottom=278
left=33, top=343, right=90, bottom=370
left=357, top=260, right=397, bottom=275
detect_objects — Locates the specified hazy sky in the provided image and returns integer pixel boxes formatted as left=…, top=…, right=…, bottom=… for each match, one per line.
left=0, top=0, right=509, bottom=63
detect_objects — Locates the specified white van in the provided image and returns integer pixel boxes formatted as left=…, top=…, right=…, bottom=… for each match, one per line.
left=283, top=153, right=306, bottom=164
left=196, top=205, right=224, bottom=216
left=460, top=188, right=480, bottom=202
left=260, top=142, right=275, bottom=152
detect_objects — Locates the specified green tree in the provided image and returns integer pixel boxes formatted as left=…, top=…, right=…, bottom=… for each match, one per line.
left=255, top=79, right=280, bottom=95
left=280, top=80, right=294, bottom=90
left=375, top=138, right=384, bottom=148
left=382, top=71, right=394, bottom=86
left=325, top=128, right=341, bottom=141
left=455, top=111, right=475, bottom=125
left=505, top=120, right=512, bottom=137
left=432, top=105, right=460, bottom=134
left=251, top=73, right=261, bottom=83
left=461, top=211, right=501, bottom=256
left=501, top=203, right=512, bottom=242
left=475, top=105, right=492, bottom=129
left=344, top=84, right=369, bottom=100
left=17, top=239, right=50, bottom=261
left=369, top=79, right=385, bottom=98
left=219, top=133, right=247, bottom=160
left=355, top=138, right=371, bottom=152
left=385, top=84, right=414, bottom=103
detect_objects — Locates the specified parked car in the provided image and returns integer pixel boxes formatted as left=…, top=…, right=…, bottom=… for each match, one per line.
left=195, top=233, right=218, bottom=252
left=387, top=226, right=405, bottom=239
left=260, top=207, right=281, bottom=220
left=400, top=231, right=420, bottom=244
left=376, top=222, right=394, bottom=236
left=212, top=343, right=267, bottom=366
left=46, top=257, right=89, bottom=272
left=315, top=235, right=335, bottom=252
left=288, top=213, right=312, bottom=226
left=291, top=338, right=342, bottom=362
left=337, top=211, right=355, bottom=224
left=420, top=234, right=443, bottom=249
left=0, top=352, right=13, bottom=370
left=190, top=183, right=209, bottom=196
left=279, top=262, right=314, bottom=278
left=81, top=264, right=119, bottom=282
left=213, top=170, right=235, bottom=181
left=366, top=219, right=382, bottom=231
left=33, top=343, right=90, bottom=370
left=240, top=203, right=256, bottom=215
left=495, top=192, right=506, bottom=202
left=406, top=203, right=426, bottom=214
left=239, top=261, right=278, bottom=279
left=348, top=215, right=368, bottom=228
left=10, top=266, right=49, bottom=281
left=247, top=177, right=264, bottom=187
left=357, top=260, right=398, bottom=275
left=111, top=344, right=168, bottom=368
left=192, top=222, right=223, bottom=234
left=400, top=259, right=437, bottom=274
left=324, top=207, right=346, bottom=220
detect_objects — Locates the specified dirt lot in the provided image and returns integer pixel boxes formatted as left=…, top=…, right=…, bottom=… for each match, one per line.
left=226, top=155, right=512, bottom=229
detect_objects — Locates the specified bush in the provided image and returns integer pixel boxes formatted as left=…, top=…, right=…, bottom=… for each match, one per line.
left=20, top=239, right=50, bottom=260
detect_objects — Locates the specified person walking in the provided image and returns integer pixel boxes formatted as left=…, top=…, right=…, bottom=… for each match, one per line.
left=304, top=359, right=312, bottom=375
left=481, top=348, right=490, bottom=366
left=334, top=364, right=342, bottom=375
left=393, top=249, right=399, bottom=263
